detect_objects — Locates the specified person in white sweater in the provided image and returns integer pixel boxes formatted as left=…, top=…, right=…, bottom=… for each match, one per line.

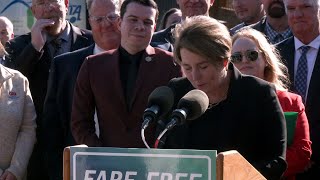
left=0, top=54, right=36, bottom=180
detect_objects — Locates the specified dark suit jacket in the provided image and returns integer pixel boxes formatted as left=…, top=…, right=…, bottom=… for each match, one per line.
left=162, top=64, right=287, bottom=180
left=250, top=16, right=267, bottom=33
left=277, top=37, right=320, bottom=164
left=71, top=45, right=181, bottom=148
left=42, top=44, right=95, bottom=180
left=151, top=24, right=176, bottom=52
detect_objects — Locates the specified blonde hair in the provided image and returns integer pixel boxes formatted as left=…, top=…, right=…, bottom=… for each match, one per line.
left=174, top=16, right=232, bottom=67
left=232, top=27, right=290, bottom=90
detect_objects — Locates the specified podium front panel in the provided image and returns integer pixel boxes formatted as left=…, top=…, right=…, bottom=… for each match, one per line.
left=70, top=147, right=217, bottom=180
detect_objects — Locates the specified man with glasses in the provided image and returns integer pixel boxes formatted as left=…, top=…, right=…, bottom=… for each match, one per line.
left=4, top=0, right=93, bottom=179
left=42, top=0, right=120, bottom=179
left=71, top=0, right=181, bottom=149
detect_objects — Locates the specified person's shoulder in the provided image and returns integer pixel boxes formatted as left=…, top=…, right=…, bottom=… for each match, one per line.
left=230, top=22, right=245, bottom=35
left=6, top=33, right=31, bottom=47
left=277, top=90, right=304, bottom=111
left=152, top=24, right=175, bottom=42
left=247, top=16, right=266, bottom=32
left=85, top=48, right=118, bottom=64
left=276, top=36, right=294, bottom=48
left=1, top=64, right=27, bottom=81
left=53, top=44, right=94, bottom=66
left=277, top=90, right=302, bottom=103
left=240, top=74, right=274, bottom=90
left=70, top=23, right=93, bottom=42
left=153, top=46, right=173, bottom=56
left=70, top=22, right=92, bottom=35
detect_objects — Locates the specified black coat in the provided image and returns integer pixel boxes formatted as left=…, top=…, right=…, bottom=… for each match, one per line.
left=161, top=64, right=287, bottom=180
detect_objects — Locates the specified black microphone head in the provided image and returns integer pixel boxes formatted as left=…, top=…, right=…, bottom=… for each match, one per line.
left=147, top=86, right=174, bottom=117
left=177, top=89, right=209, bottom=120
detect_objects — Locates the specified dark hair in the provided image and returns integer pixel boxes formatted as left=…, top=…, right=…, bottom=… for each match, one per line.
left=160, top=8, right=181, bottom=30
left=174, top=16, right=232, bottom=67
left=120, top=0, right=159, bottom=22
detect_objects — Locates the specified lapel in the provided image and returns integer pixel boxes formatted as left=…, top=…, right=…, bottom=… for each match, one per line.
left=306, top=46, right=320, bottom=107
left=129, top=46, right=156, bottom=107
left=280, top=37, right=295, bottom=90
left=109, top=49, right=128, bottom=111
left=70, top=23, right=91, bottom=51
left=0, top=65, right=13, bottom=85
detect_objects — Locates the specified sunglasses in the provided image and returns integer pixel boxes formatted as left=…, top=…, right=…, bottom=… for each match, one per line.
left=230, top=50, right=261, bottom=63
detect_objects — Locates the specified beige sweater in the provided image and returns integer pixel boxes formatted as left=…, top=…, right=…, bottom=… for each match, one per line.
left=0, top=65, right=36, bottom=180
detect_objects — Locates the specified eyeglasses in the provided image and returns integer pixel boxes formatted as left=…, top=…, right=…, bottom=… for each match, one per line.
left=89, top=14, right=119, bottom=24
left=230, top=50, right=261, bottom=63
left=34, top=0, right=63, bottom=8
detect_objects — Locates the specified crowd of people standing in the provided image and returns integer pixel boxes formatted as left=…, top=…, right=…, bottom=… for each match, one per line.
left=0, top=0, right=319, bottom=179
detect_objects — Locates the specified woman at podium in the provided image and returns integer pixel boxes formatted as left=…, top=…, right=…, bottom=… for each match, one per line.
left=159, top=16, right=287, bottom=180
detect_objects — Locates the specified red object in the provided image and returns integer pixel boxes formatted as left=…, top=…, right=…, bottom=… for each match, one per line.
left=277, top=91, right=312, bottom=180
left=9, top=91, right=16, bottom=96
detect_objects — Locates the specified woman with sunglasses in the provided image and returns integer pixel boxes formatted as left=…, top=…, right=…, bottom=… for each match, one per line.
left=231, top=28, right=312, bottom=180
left=159, top=16, right=287, bottom=179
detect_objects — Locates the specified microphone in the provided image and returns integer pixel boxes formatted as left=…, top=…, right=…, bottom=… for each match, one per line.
left=165, top=89, right=209, bottom=130
left=154, top=89, right=209, bottom=148
left=141, top=86, right=174, bottom=130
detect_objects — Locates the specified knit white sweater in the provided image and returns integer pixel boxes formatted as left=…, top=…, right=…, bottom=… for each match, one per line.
left=0, top=65, right=36, bottom=180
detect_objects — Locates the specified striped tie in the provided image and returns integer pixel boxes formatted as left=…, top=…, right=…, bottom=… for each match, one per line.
left=294, top=46, right=310, bottom=103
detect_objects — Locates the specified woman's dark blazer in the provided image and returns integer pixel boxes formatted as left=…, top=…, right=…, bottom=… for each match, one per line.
left=162, top=64, right=287, bottom=180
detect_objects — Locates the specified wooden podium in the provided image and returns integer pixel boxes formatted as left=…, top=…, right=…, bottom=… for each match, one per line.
left=216, top=150, right=266, bottom=180
left=63, top=146, right=266, bottom=180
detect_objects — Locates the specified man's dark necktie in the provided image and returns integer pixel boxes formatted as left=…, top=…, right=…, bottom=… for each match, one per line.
left=294, top=45, right=310, bottom=103
left=51, top=38, right=63, bottom=57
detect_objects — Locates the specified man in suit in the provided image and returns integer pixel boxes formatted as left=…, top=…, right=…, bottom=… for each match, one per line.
left=71, top=0, right=181, bottom=148
left=250, top=0, right=291, bottom=44
left=151, top=0, right=215, bottom=52
left=277, top=0, right=320, bottom=178
left=4, top=0, right=93, bottom=179
left=42, top=0, right=120, bottom=179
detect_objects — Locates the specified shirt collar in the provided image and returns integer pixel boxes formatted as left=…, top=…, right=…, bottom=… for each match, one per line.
left=47, top=22, right=71, bottom=42
left=93, top=44, right=105, bottom=55
left=119, top=46, right=144, bottom=64
left=265, top=21, right=292, bottom=44
left=294, top=35, right=320, bottom=51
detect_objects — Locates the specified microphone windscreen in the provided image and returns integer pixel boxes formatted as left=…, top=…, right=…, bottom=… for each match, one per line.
left=177, top=89, right=209, bottom=120
left=147, top=86, right=174, bottom=116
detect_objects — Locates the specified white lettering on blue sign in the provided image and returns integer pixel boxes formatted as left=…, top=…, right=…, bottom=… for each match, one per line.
left=147, top=172, right=203, bottom=180
left=84, top=170, right=138, bottom=180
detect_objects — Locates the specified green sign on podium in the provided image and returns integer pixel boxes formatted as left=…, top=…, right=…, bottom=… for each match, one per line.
left=70, top=147, right=217, bottom=180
